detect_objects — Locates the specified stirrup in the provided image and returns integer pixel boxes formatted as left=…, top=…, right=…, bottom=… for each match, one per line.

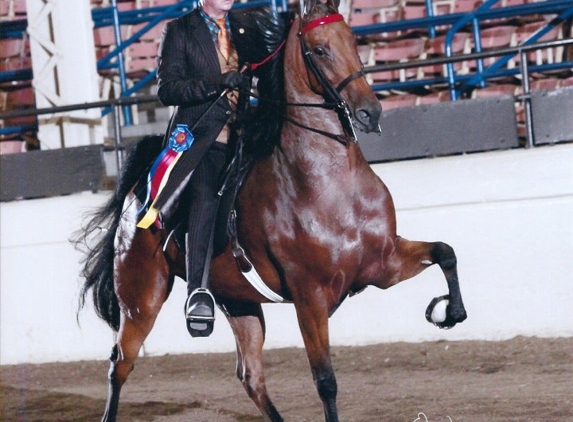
left=184, top=288, right=215, bottom=338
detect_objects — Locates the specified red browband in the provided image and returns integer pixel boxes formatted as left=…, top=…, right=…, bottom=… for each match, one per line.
left=301, top=13, right=344, bottom=34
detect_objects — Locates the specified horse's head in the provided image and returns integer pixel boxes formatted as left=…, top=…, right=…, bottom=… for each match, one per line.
left=295, top=0, right=382, bottom=134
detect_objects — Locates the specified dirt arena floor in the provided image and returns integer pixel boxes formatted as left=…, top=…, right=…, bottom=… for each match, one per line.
left=1, top=336, right=571, bottom=422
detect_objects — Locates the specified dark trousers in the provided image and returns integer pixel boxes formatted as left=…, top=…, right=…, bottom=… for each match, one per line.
left=185, top=141, right=228, bottom=294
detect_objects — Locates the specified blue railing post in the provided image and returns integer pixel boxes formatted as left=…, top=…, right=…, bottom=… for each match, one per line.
left=111, top=0, right=133, bottom=125
left=424, top=0, right=436, bottom=39
left=445, top=0, right=501, bottom=100
left=471, top=17, right=485, bottom=88
left=462, top=6, right=573, bottom=93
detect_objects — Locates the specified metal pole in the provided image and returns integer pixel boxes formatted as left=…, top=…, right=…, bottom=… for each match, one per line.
left=519, top=50, right=534, bottom=149
left=112, top=104, right=123, bottom=173
left=111, top=0, right=133, bottom=126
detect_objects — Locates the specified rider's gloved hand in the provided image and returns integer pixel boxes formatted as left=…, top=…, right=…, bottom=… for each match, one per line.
left=218, top=71, right=247, bottom=90
left=204, top=71, right=249, bottom=97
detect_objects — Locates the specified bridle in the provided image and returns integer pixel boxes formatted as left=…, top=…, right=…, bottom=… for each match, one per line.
left=298, top=13, right=366, bottom=142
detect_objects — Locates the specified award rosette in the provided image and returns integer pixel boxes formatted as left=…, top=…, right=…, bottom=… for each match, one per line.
left=137, top=124, right=194, bottom=229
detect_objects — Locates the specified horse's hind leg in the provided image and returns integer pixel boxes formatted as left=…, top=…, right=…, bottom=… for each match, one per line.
left=102, top=233, right=172, bottom=422
left=392, top=238, right=467, bottom=326
left=224, top=303, right=284, bottom=422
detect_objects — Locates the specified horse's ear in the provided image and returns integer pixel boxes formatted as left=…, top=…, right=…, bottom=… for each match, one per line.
left=302, top=0, right=339, bottom=18
left=326, top=0, right=340, bottom=12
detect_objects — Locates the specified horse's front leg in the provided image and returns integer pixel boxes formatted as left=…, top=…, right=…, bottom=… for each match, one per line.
left=293, top=291, right=339, bottom=422
left=224, top=302, right=284, bottom=422
left=391, top=238, right=468, bottom=327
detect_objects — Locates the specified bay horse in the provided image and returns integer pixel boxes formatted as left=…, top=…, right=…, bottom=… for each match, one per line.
left=75, top=0, right=467, bottom=421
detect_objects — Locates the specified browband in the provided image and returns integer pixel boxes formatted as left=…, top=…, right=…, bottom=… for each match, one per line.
left=301, top=13, right=344, bottom=34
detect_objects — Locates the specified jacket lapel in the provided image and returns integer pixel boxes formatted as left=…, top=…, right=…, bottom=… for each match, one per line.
left=187, top=9, right=221, bottom=73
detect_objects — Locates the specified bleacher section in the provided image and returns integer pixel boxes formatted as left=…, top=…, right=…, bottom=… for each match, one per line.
left=1, top=0, right=572, bottom=156
left=0, top=1, right=35, bottom=154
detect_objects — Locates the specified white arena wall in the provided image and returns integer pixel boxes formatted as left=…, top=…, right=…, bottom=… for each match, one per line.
left=1, top=143, right=572, bottom=365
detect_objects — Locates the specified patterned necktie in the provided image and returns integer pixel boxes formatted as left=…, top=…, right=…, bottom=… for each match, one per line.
left=216, top=18, right=229, bottom=60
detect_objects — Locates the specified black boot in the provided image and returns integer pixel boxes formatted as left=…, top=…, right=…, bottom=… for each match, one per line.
left=184, top=233, right=215, bottom=338
left=182, top=143, right=228, bottom=338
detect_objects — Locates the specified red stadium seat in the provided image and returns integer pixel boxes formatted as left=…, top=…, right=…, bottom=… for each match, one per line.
left=379, top=93, right=419, bottom=110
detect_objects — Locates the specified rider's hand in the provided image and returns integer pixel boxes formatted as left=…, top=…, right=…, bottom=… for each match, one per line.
left=218, top=71, right=247, bottom=90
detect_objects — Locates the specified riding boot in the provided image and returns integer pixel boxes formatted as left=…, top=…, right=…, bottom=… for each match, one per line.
left=184, top=233, right=215, bottom=338
left=183, top=141, right=228, bottom=337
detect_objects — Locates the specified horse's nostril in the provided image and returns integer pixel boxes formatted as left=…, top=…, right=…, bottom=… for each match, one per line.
left=356, top=109, right=370, bottom=123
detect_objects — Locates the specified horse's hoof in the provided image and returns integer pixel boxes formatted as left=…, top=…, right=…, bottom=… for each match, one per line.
left=425, top=295, right=456, bottom=330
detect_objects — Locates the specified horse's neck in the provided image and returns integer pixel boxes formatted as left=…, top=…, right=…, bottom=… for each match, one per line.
left=280, top=36, right=346, bottom=164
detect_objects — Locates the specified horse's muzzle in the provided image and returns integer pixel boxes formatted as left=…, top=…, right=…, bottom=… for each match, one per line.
left=354, top=101, right=382, bottom=133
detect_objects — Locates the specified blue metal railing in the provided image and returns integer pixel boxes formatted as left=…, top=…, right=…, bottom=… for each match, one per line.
left=93, top=0, right=276, bottom=122
left=459, top=6, right=573, bottom=96
left=1, top=0, right=571, bottom=137
left=354, top=0, right=573, bottom=100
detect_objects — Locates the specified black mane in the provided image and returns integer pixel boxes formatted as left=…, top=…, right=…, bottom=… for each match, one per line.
left=233, top=7, right=292, bottom=159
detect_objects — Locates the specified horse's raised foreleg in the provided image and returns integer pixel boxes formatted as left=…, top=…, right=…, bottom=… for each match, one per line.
left=391, top=238, right=467, bottom=327
left=102, top=229, right=172, bottom=422
left=294, top=294, right=339, bottom=422
left=224, top=302, right=284, bottom=422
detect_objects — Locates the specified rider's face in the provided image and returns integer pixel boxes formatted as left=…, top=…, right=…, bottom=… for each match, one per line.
left=202, top=0, right=234, bottom=19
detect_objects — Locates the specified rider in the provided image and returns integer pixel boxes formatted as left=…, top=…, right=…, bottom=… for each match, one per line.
left=154, top=0, right=251, bottom=338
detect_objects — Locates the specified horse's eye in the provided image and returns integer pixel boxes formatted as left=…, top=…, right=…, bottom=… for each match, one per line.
left=313, top=46, right=327, bottom=57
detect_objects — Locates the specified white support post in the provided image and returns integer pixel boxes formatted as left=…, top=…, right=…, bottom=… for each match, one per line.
left=26, top=0, right=104, bottom=149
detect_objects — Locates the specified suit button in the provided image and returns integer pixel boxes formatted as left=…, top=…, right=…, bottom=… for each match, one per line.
left=225, top=111, right=231, bottom=115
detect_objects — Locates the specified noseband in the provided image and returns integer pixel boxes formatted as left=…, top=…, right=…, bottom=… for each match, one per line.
left=299, top=13, right=365, bottom=141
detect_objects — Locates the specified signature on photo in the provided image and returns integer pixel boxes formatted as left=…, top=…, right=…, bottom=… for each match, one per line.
left=414, top=412, right=453, bottom=422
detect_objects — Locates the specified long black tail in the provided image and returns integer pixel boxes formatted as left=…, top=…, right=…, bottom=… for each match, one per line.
left=72, top=135, right=163, bottom=331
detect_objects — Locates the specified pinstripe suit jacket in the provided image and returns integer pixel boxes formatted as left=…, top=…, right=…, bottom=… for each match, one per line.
left=153, top=8, right=249, bottom=215
left=157, top=8, right=244, bottom=141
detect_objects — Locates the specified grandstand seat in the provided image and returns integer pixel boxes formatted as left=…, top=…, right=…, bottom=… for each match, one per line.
left=131, top=22, right=165, bottom=41
left=472, top=82, right=517, bottom=98
left=349, top=12, right=381, bottom=27
left=379, top=93, right=418, bottom=110
left=371, top=38, right=426, bottom=81
left=476, top=25, right=516, bottom=49
left=2, top=114, right=38, bottom=131
left=349, top=0, right=401, bottom=33
left=116, top=0, right=136, bottom=11
left=420, top=33, right=470, bottom=77
left=151, top=0, right=179, bottom=5
left=5, top=86, right=36, bottom=107
left=559, top=77, right=573, bottom=88
left=1, top=1, right=10, bottom=17
left=464, top=25, right=516, bottom=68
left=94, top=27, right=132, bottom=49
left=426, top=32, right=470, bottom=55
left=124, top=41, right=158, bottom=78
left=357, top=44, right=374, bottom=66
left=0, top=140, right=26, bottom=154
left=418, top=89, right=450, bottom=105
left=454, top=0, right=478, bottom=14
left=0, top=38, right=24, bottom=59
left=0, top=55, right=31, bottom=73
left=125, top=57, right=157, bottom=76
left=514, top=21, right=562, bottom=65
left=528, top=78, right=561, bottom=91
left=401, top=4, right=426, bottom=20
left=13, top=0, right=26, bottom=15
left=502, top=0, right=527, bottom=6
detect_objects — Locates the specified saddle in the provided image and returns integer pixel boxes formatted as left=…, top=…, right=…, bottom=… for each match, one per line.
left=134, top=131, right=255, bottom=261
